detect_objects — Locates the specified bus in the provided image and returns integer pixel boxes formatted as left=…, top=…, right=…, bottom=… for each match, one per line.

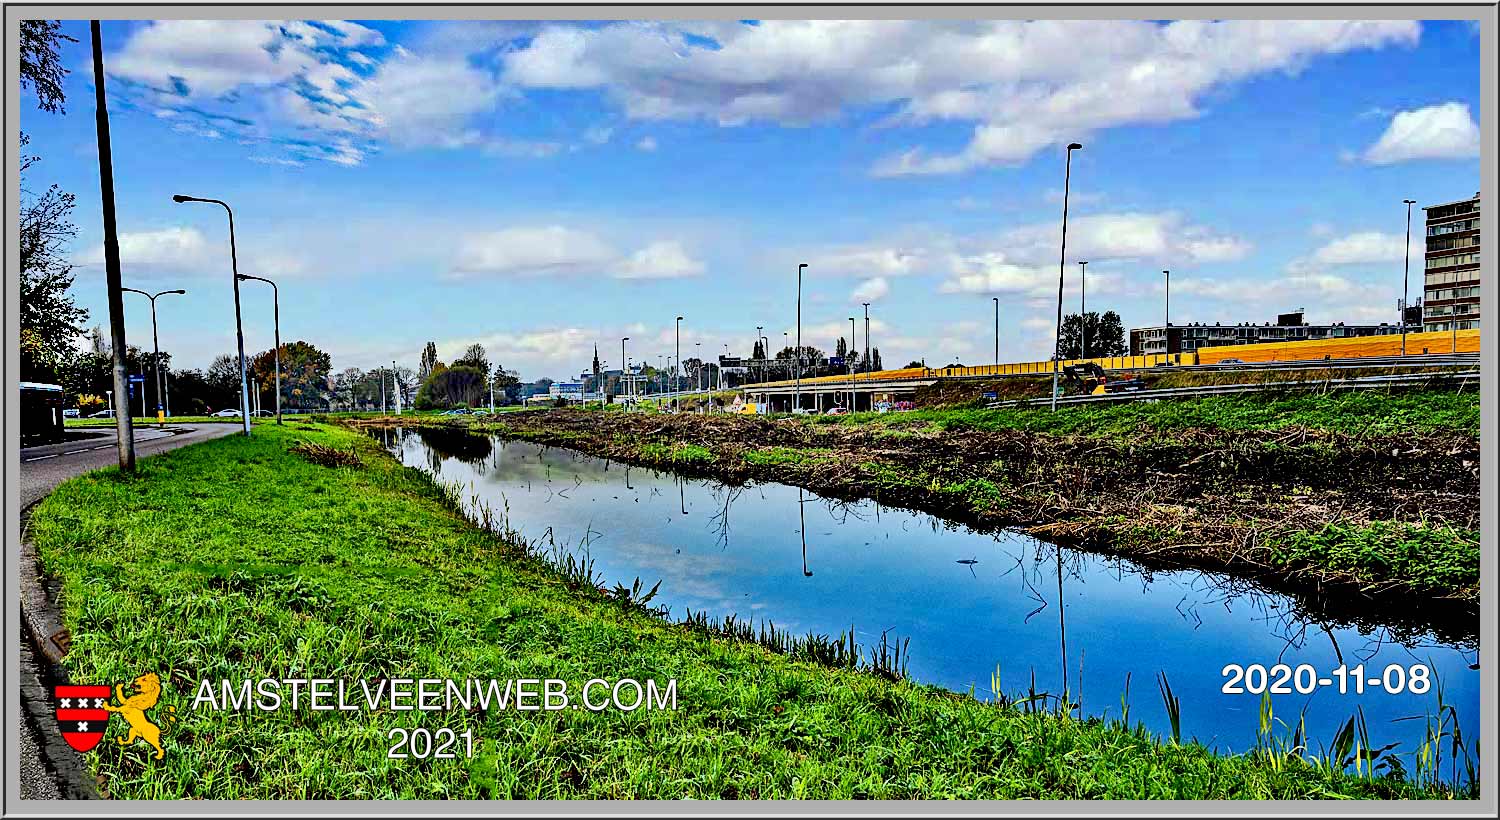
left=20, top=382, right=67, bottom=445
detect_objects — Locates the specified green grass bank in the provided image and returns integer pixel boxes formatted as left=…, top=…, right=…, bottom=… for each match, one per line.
left=26, top=422, right=1468, bottom=799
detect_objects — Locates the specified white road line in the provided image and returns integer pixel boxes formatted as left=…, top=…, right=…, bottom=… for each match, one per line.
left=62, top=449, right=91, bottom=455
left=22, top=454, right=59, bottom=462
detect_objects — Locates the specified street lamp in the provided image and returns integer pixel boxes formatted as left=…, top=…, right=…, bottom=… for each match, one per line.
left=675, top=316, right=684, bottom=413
left=173, top=193, right=250, bottom=435
left=1078, top=260, right=1088, bottom=361
left=1050, top=142, right=1083, bottom=412
left=992, top=297, right=999, bottom=368
left=755, top=325, right=764, bottom=384
left=795, top=263, right=806, bottom=413
left=848, top=317, right=856, bottom=411
left=121, top=287, right=185, bottom=427
left=236, top=273, right=281, bottom=424
left=620, top=337, right=629, bottom=410
left=862, top=302, right=871, bottom=375
left=1402, top=198, right=1416, bottom=356
left=1163, top=269, right=1171, bottom=357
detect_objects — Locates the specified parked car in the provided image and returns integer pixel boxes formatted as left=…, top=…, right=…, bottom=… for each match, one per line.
left=1218, top=358, right=1244, bottom=364
left=440, top=409, right=470, bottom=416
left=63, top=408, right=81, bottom=418
left=824, top=406, right=849, bottom=415
left=87, top=409, right=116, bottom=418
left=791, top=407, right=816, bottom=415
left=210, top=408, right=242, bottom=417
left=250, top=410, right=274, bottom=417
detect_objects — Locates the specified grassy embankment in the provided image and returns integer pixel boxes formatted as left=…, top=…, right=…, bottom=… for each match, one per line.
left=394, top=388, right=1479, bottom=612
left=27, top=422, right=1468, bottom=799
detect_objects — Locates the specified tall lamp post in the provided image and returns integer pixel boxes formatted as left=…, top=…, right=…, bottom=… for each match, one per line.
left=174, top=193, right=251, bottom=435
left=848, top=317, right=857, bottom=410
left=236, top=273, right=281, bottom=424
left=795, top=263, right=806, bottom=413
left=992, top=297, right=999, bottom=368
left=1402, top=198, right=1416, bottom=356
left=675, top=316, right=684, bottom=413
left=1163, top=269, right=1171, bottom=358
left=755, top=325, right=764, bottom=384
left=1078, top=260, right=1089, bottom=360
left=1050, top=143, right=1083, bottom=412
left=121, top=287, right=186, bottom=427
left=862, top=302, right=871, bottom=375
left=620, top=337, right=630, bottom=410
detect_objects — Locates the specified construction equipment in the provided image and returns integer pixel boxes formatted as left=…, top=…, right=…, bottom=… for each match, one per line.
left=1060, top=362, right=1145, bottom=396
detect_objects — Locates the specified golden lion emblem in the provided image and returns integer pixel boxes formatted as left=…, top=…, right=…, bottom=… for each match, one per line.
left=101, top=672, right=165, bottom=759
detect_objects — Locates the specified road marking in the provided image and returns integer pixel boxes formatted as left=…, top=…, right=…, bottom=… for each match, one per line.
left=62, top=449, right=90, bottom=455
left=22, top=454, right=59, bottom=462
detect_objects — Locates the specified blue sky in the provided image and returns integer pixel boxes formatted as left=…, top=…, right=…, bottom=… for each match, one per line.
left=19, top=19, right=1482, bottom=380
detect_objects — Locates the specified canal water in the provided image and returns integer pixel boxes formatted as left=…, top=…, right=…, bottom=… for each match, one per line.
left=378, top=426, right=1479, bottom=771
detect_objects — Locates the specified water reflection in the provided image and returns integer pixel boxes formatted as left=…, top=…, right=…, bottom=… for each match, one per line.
left=383, top=428, right=1479, bottom=766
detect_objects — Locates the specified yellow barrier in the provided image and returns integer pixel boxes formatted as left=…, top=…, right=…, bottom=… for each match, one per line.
left=739, top=330, right=1478, bottom=390
left=1194, top=329, right=1478, bottom=364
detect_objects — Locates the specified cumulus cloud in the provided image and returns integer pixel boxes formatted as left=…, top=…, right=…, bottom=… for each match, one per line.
left=851, top=277, right=890, bottom=303
left=635, top=135, right=658, bottom=152
left=499, top=20, right=1416, bottom=177
left=77, top=226, right=306, bottom=279
left=616, top=240, right=705, bottom=279
left=807, top=245, right=935, bottom=277
left=450, top=227, right=703, bottom=280
left=1363, top=102, right=1480, bottom=164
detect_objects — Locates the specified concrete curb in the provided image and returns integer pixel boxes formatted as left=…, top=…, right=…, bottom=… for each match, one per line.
left=18, top=501, right=102, bottom=800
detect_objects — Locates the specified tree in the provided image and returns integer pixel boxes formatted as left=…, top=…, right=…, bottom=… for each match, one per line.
left=492, top=366, right=520, bottom=404
left=418, top=342, right=439, bottom=383
left=19, top=133, right=86, bottom=382
left=905, top=360, right=924, bottom=369
left=452, top=343, right=490, bottom=378
left=870, top=348, right=883, bottom=370
left=1058, top=310, right=1127, bottom=359
left=20, top=20, right=74, bottom=114
left=416, top=364, right=486, bottom=409
left=250, top=340, right=333, bottom=411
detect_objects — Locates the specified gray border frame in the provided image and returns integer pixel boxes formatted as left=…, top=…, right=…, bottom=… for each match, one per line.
left=4, top=3, right=1495, bottom=816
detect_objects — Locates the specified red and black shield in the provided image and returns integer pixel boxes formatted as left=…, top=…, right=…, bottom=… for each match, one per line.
left=54, top=685, right=112, bottom=752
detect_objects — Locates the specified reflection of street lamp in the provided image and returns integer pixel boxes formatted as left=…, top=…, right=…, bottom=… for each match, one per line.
left=236, top=273, right=281, bottom=425
left=1049, top=142, right=1082, bottom=412
left=121, top=287, right=186, bottom=427
left=174, top=193, right=251, bottom=435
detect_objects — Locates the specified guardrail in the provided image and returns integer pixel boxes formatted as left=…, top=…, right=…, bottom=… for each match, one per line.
left=987, top=370, right=1480, bottom=408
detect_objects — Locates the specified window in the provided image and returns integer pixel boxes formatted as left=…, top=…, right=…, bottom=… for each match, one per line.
left=1426, top=251, right=1480, bottom=269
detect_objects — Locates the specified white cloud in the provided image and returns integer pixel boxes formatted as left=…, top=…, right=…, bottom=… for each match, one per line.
left=1363, top=102, right=1480, bottom=164
left=635, top=135, right=658, bottom=152
left=995, top=211, right=1251, bottom=267
left=1309, top=231, right=1413, bottom=265
left=450, top=227, right=702, bottom=281
left=77, top=226, right=309, bottom=280
left=851, top=277, right=890, bottom=303
left=354, top=45, right=506, bottom=149
left=450, top=226, right=618, bottom=278
left=808, top=245, right=935, bottom=277
left=615, top=241, right=705, bottom=279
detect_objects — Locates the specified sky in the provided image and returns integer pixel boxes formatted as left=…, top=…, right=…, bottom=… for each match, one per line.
left=18, top=18, right=1483, bottom=381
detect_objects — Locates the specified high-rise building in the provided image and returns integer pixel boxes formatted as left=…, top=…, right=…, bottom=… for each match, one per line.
left=1422, top=192, right=1480, bottom=332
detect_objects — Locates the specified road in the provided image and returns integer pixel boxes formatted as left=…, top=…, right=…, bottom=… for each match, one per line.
left=16, top=422, right=240, bottom=801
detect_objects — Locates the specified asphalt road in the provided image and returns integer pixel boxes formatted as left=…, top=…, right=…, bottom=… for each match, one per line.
left=17, top=422, right=240, bottom=801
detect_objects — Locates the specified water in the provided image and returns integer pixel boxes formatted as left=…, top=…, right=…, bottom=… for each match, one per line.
left=378, top=426, right=1479, bottom=773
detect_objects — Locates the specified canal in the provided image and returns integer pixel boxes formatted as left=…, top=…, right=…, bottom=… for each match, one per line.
left=377, top=426, right=1479, bottom=775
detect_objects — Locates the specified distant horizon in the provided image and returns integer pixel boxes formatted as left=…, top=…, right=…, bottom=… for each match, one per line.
left=20, top=18, right=1481, bottom=383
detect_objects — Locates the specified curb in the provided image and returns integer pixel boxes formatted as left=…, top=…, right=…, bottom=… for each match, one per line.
left=18, top=502, right=102, bottom=800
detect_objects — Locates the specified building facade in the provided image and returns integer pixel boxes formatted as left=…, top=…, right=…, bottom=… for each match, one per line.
left=1129, top=312, right=1399, bottom=356
left=1422, top=192, right=1480, bottom=333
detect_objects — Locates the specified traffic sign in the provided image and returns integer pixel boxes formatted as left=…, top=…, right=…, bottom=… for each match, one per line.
left=128, top=375, right=145, bottom=383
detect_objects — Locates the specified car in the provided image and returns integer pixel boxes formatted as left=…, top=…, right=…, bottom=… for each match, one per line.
left=210, top=408, right=242, bottom=417
left=440, top=408, right=470, bottom=416
left=1153, top=362, right=1174, bottom=367
left=1218, top=358, right=1244, bottom=364
left=791, top=407, right=816, bottom=415
left=250, top=410, right=274, bottom=417
left=87, top=409, right=116, bottom=418
left=470, top=409, right=491, bottom=416
left=824, top=406, right=849, bottom=415
left=63, top=408, right=81, bottom=418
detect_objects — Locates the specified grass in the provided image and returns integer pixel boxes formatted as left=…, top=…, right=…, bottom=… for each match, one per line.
left=27, top=423, right=1470, bottom=799
left=1264, top=523, right=1480, bottom=596
left=742, top=446, right=832, bottom=467
left=808, top=388, right=1479, bottom=439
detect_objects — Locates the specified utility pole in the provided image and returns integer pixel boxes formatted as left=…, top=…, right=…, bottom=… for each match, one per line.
left=862, top=303, right=871, bottom=375
left=91, top=21, right=134, bottom=470
left=1402, top=198, right=1416, bottom=356
left=1078, top=261, right=1089, bottom=360
left=1050, top=143, right=1083, bottom=412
